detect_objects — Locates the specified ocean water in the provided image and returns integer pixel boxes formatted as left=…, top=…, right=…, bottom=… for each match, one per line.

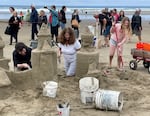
left=0, top=5, right=150, bottom=20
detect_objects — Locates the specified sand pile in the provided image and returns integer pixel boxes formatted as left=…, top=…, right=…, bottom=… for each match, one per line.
left=0, top=65, right=150, bottom=116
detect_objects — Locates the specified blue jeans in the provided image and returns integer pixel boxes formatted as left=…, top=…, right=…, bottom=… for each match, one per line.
left=60, top=22, right=65, bottom=30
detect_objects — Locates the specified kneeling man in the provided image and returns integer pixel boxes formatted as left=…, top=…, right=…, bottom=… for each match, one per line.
left=13, top=42, right=32, bottom=71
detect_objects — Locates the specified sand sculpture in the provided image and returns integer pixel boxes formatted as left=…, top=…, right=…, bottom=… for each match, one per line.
left=76, top=34, right=99, bottom=77
left=0, top=36, right=10, bottom=69
left=0, top=36, right=11, bottom=87
left=31, top=23, right=57, bottom=87
left=3, top=24, right=57, bottom=90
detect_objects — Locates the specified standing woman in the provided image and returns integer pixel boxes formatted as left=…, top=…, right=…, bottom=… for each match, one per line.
left=118, top=10, right=125, bottom=22
left=9, top=7, right=15, bottom=14
left=9, top=11, right=21, bottom=45
left=49, top=5, right=59, bottom=43
left=71, top=9, right=81, bottom=39
left=38, top=10, right=47, bottom=29
left=109, top=17, right=131, bottom=70
left=58, top=27, right=81, bottom=77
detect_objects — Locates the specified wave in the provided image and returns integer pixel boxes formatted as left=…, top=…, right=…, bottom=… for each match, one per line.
left=0, top=7, right=150, bottom=20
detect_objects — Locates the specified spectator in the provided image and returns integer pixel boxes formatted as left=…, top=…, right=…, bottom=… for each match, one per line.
left=58, top=27, right=81, bottom=77
left=113, top=8, right=119, bottom=23
left=98, top=9, right=106, bottom=35
left=71, top=9, right=81, bottom=39
left=38, top=10, right=47, bottom=29
left=9, top=7, right=15, bottom=14
left=118, top=10, right=125, bottom=22
left=59, top=6, right=67, bottom=30
left=101, top=9, right=112, bottom=47
left=19, top=11, right=24, bottom=21
left=24, top=9, right=31, bottom=26
left=8, top=11, right=21, bottom=45
left=13, top=42, right=32, bottom=71
left=30, top=5, right=38, bottom=40
left=131, top=8, right=142, bottom=41
left=49, top=5, right=59, bottom=43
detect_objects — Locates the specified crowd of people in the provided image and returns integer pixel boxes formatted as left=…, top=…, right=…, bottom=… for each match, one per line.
left=7, top=5, right=82, bottom=76
left=6, top=5, right=142, bottom=75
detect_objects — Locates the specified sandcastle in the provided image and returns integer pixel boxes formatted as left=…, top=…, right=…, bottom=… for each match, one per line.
left=2, top=24, right=58, bottom=90
left=31, top=24, right=57, bottom=87
left=76, top=34, right=99, bottom=77
left=0, top=36, right=11, bottom=87
left=0, top=36, right=10, bottom=69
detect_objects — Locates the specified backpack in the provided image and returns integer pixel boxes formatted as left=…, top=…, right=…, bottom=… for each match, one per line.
left=58, top=11, right=63, bottom=21
left=49, top=13, right=52, bottom=24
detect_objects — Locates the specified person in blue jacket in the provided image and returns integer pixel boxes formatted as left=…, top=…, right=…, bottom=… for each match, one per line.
left=49, top=5, right=59, bottom=43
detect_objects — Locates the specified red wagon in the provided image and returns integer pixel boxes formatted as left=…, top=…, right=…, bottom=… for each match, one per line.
left=129, top=42, right=150, bottom=73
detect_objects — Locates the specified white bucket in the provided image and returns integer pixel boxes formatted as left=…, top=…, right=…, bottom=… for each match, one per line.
left=43, top=81, right=58, bottom=98
left=95, top=89, right=123, bottom=111
left=79, top=77, right=99, bottom=104
left=57, top=103, right=70, bottom=116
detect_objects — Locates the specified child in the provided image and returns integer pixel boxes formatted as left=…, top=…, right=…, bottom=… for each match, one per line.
left=58, top=27, right=81, bottom=77
left=109, top=17, right=131, bottom=70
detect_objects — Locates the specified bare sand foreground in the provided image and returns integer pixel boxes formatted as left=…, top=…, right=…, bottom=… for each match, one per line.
left=0, top=19, right=150, bottom=116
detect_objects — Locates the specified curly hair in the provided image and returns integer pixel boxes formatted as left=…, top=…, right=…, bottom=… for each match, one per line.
left=58, top=27, right=75, bottom=45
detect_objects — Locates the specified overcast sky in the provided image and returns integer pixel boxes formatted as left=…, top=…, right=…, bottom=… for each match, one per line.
left=1, top=0, right=149, bottom=6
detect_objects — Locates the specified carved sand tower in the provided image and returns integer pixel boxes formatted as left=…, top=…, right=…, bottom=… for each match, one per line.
left=31, top=24, right=57, bottom=86
left=0, top=36, right=10, bottom=70
left=76, top=34, right=99, bottom=77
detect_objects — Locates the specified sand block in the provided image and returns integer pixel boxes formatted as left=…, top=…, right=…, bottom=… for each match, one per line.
left=0, top=70, right=11, bottom=87
left=6, top=70, right=33, bottom=90
left=32, top=49, right=57, bottom=87
left=76, top=51, right=99, bottom=77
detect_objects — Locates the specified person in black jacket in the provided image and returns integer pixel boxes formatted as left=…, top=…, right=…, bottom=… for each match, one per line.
left=59, top=6, right=67, bottom=30
left=30, top=5, right=38, bottom=40
left=131, top=9, right=142, bottom=41
left=8, top=11, right=21, bottom=45
left=13, top=42, right=32, bottom=71
left=98, top=9, right=107, bottom=35
left=38, top=10, right=47, bottom=29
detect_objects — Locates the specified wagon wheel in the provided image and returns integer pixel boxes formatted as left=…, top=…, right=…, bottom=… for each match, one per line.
left=143, top=61, right=149, bottom=68
left=148, top=67, right=150, bottom=74
left=129, top=60, right=137, bottom=70
left=148, top=62, right=150, bottom=74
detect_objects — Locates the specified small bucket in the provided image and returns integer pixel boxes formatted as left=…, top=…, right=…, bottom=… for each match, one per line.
left=43, top=81, right=58, bottom=98
left=57, top=103, right=70, bottom=116
left=95, top=89, right=123, bottom=111
left=79, top=77, right=99, bottom=104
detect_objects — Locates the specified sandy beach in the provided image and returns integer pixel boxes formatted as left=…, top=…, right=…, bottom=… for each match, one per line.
left=0, top=17, right=150, bottom=116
